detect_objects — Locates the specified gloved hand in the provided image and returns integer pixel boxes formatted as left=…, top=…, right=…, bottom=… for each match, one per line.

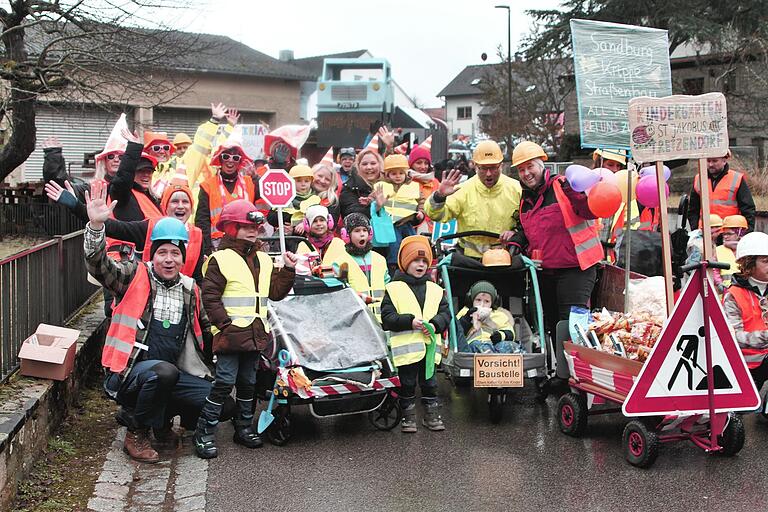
left=490, top=331, right=502, bottom=343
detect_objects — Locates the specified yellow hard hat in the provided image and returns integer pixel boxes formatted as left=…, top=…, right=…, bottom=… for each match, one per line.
left=481, top=248, right=511, bottom=267
left=592, top=148, right=627, bottom=165
left=289, top=165, right=313, bottom=179
left=173, top=133, right=193, bottom=146
left=472, top=140, right=504, bottom=165
left=722, top=215, right=748, bottom=229
left=384, top=154, right=409, bottom=173
left=512, top=141, right=548, bottom=167
left=709, top=214, right=723, bottom=228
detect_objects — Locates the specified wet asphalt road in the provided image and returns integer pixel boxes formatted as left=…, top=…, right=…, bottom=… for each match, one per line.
left=206, top=375, right=768, bottom=512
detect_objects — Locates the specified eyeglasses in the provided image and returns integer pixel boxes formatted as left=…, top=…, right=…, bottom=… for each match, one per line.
left=106, top=153, right=121, bottom=160
left=221, top=153, right=242, bottom=162
left=151, top=144, right=171, bottom=152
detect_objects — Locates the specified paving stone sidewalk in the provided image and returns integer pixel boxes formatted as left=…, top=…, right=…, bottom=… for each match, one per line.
left=87, top=427, right=208, bottom=512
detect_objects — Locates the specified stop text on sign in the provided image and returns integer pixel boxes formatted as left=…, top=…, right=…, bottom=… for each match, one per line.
left=262, top=182, right=292, bottom=196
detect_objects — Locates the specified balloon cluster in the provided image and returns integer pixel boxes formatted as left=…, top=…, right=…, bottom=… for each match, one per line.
left=564, top=163, right=671, bottom=215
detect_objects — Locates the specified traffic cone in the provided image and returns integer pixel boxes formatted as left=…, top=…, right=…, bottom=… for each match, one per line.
left=419, top=135, right=432, bottom=152
left=394, top=142, right=408, bottom=155
left=320, top=147, right=334, bottom=167
left=365, top=134, right=379, bottom=152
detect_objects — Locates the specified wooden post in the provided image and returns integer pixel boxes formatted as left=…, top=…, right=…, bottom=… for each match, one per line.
left=656, top=161, right=674, bottom=316
left=623, top=161, right=633, bottom=313
left=699, top=158, right=713, bottom=268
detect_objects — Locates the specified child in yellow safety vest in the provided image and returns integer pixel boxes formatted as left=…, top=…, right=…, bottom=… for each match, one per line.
left=380, top=155, right=425, bottom=273
left=322, top=213, right=390, bottom=320
left=457, top=281, right=521, bottom=354
left=272, top=165, right=320, bottom=236
left=381, top=235, right=451, bottom=433
left=193, top=199, right=297, bottom=459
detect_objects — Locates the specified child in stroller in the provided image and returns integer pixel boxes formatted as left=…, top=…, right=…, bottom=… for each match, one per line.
left=457, top=280, right=523, bottom=354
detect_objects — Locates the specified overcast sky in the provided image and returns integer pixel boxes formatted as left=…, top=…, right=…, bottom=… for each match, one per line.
left=174, top=0, right=562, bottom=108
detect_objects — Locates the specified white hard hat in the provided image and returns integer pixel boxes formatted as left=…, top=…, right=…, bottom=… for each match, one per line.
left=735, top=232, right=768, bottom=260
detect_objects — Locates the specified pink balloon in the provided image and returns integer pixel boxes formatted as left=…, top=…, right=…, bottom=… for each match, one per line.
left=568, top=167, right=600, bottom=193
left=636, top=175, right=670, bottom=208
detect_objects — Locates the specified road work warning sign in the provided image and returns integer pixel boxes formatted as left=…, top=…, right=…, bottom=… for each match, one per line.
left=473, top=354, right=523, bottom=388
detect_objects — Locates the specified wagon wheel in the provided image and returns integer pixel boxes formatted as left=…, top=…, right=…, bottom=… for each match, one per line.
left=557, top=392, right=588, bottom=437
left=488, top=389, right=505, bottom=424
left=622, top=419, right=660, bottom=468
left=266, top=406, right=292, bottom=446
left=718, top=413, right=745, bottom=456
left=368, top=392, right=402, bottom=431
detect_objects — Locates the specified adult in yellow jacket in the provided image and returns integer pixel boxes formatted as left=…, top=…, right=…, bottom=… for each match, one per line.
left=425, top=140, right=521, bottom=258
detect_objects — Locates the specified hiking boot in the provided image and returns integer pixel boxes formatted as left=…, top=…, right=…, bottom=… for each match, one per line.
left=192, top=420, right=218, bottom=459
left=232, top=419, right=263, bottom=449
left=422, top=403, right=445, bottom=432
left=400, top=405, right=417, bottom=433
left=124, top=428, right=160, bottom=463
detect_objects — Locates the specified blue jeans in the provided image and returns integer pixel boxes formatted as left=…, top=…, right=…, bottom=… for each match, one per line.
left=200, top=352, right=259, bottom=425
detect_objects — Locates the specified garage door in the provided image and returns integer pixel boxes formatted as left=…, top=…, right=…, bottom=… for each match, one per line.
left=24, top=105, right=133, bottom=181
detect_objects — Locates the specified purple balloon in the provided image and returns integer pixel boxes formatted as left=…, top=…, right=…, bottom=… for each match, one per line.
left=565, top=164, right=590, bottom=183
left=636, top=175, right=670, bottom=208
left=639, top=165, right=671, bottom=182
left=595, top=167, right=617, bottom=185
left=568, top=167, right=600, bottom=193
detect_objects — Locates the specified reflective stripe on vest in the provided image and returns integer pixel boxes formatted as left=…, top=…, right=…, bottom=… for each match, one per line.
left=142, top=220, right=204, bottom=277
left=203, top=249, right=273, bottom=334
left=322, top=241, right=387, bottom=321
left=201, top=176, right=255, bottom=239
left=552, top=177, right=604, bottom=270
left=727, top=285, right=768, bottom=369
left=381, top=182, right=420, bottom=223
left=694, top=170, right=743, bottom=218
left=609, top=201, right=641, bottom=243
left=386, top=280, right=443, bottom=367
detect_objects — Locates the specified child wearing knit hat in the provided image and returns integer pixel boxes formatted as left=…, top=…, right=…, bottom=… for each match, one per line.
left=380, top=235, right=451, bottom=433
left=457, top=280, right=520, bottom=354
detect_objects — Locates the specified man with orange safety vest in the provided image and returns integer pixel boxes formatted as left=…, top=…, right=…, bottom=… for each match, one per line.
left=83, top=181, right=229, bottom=464
left=723, top=232, right=768, bottom=397
left=509, top=141, right=603, bottom=350
left=195, top=142, right=256, bottom=255
left=688, top=150, right=755, bottom=231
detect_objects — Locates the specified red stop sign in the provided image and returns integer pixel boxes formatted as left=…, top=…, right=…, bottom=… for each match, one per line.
left=258, top=169, right=296, bottom=208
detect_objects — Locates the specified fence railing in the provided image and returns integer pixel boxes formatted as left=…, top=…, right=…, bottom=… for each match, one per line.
left=0, top=202, right=86, bottom=238
left=0, top=230, right=98, bottom=382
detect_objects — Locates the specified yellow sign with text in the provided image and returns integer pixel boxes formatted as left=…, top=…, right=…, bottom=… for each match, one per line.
left=473, top=354, right=523, bottom=388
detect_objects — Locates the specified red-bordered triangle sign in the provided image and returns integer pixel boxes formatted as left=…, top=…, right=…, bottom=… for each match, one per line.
left=623, top=268, right=760, bottom=416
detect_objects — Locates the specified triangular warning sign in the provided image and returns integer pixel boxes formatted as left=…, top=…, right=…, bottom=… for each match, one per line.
left=623, top=268, right=760, bottom=416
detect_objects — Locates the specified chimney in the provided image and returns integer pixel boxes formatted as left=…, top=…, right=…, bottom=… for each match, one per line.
left=279, top=50, right=294, bottom=62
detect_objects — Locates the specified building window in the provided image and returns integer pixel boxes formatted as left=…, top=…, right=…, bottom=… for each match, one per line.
left=723, top=73, right=737, bottom=94
left=457, top=106, right=472, bottom=120
left=682, top=78, right=704, bottom=95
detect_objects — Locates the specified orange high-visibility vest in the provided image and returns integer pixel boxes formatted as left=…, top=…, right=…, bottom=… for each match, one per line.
left=102, top=264, right=203, bottom=373
left=638, top=207, right=660, bottom=231
left=200, top=175, right=256, bottom=240
left=552, top=177, right=604, bottom=270
left=142, top=219, right=204, bottom=277
left=106, top=189, right=162, bottom=261
left=694, top=170, right=743, bottom=219
left=727, top=285, right=768, bottom=369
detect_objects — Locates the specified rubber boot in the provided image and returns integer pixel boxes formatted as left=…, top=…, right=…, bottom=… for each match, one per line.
left=422, top=402, right=446, bottom=431
left=400, top=403, right=417, bottom=433
left=192, top=419, right=218, bottom=459
left=232, top=418, right=263, bottom=449
left=124, top=428, right=160, bottom=463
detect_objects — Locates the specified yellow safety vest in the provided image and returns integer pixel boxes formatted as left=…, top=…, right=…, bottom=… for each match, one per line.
left=716, top=244, right=739, bottom=286
left=322, top=240, right=387, bottom=320
left=202, top=249, right=274, bottom=334
left=284, top=195, right=321, bottom=226
left=386, top=280, right=444, bottom=367
left=379, top=182, right=420, bottom=223
left=456, top=306, right=514, bottom=342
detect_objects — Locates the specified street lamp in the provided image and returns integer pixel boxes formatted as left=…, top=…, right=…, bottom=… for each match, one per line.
left=495, top=4, right=512, bottom=120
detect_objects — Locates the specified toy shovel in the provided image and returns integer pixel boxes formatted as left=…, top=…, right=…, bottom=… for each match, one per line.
left=257, top=350, right=290, bottom=434
left=423, top=323, right=438, bottom=380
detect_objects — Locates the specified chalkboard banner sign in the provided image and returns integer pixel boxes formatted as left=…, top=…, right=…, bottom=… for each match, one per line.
left=571, top=19, right=672, bottom=150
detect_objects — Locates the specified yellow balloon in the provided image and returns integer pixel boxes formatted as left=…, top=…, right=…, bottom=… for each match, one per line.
left=614, top=169, right=638, bottom=203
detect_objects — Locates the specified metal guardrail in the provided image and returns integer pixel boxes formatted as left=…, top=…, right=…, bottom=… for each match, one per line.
left=0, top=202, right=85, bottom=238
left=0, top=230, right=99, bottom=382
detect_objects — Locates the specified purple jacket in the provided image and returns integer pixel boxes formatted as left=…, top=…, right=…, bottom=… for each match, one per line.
left=515, top=173, right=596, bottom=270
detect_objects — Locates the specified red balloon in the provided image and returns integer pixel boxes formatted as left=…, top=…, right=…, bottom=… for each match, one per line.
left=587, top=182, right=622, bottom=217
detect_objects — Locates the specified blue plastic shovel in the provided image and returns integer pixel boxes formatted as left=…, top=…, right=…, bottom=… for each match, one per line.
left=257, top=350, right=290, bottom=434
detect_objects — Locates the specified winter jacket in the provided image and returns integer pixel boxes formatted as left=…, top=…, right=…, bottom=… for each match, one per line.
left=43, top=147, right=90, bottom=202
left=723, top=274, right=768, bottom=350
left=202, top=235, right=295, bottom=353
left=512, top=172, right=597, bottom=270
left=425, top=174, right=521, bottom=258
left=380, top=271, right=451, bottom=334
left=688, top=164, right=755, bottom=231
left=110, top=141, right=162, bottom=222
left=194, top=174, right=257, bottom=255
left=339, top=171, right=374, bottom=219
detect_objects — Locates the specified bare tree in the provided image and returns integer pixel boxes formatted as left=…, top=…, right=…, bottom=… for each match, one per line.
left=0, top=0, right=211, bottom=181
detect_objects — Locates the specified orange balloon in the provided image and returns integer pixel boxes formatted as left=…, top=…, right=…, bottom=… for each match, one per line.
left=587, top=182, right=622, bottom=217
